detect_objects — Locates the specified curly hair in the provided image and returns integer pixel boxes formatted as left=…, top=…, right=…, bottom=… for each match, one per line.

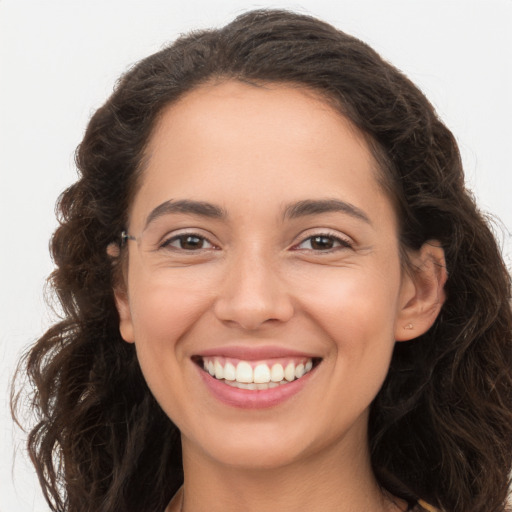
left=12, top=9, right=512, bottom=512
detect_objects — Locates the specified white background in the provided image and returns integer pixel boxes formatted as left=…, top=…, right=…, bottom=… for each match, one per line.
left=1, top=1, right=511, bottom=510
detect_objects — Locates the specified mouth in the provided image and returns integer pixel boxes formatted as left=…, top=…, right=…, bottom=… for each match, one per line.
left=193, top=355, right=322, bottom=390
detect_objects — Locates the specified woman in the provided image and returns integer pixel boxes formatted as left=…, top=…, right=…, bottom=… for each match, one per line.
left=14, top=9, right=512, bottom=512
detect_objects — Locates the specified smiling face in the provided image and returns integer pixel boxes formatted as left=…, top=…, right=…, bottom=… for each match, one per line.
left=115, top=81, right=433, bottom=471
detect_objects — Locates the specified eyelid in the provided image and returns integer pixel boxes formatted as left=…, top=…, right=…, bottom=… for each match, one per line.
left=290, top=229, right=354, bottom=251
left=154, top=227, right=353, bottom=251
left=158, top=228, right=220, bottom=250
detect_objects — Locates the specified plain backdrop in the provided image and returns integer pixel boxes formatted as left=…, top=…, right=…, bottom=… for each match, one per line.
left=1, top=1, right=511, bottom=510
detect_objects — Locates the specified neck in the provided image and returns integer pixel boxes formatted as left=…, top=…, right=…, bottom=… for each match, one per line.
left=177, top=431, right=404, bottom=512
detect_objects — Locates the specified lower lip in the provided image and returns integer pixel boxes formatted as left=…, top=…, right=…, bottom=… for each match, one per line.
left=197, top=365, right=315, bottom=409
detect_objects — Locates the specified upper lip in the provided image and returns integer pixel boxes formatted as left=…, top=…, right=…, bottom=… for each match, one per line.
left=195, top=345, right=320, bottom=361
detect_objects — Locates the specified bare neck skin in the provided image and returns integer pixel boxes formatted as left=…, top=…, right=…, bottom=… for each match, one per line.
left=171, top=416, right=405, bottom=512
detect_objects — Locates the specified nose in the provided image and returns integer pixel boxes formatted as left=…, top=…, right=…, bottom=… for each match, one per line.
left=213, top=249, right=295, bottom=330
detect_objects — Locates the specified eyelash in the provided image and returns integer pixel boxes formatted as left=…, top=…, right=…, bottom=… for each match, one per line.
left=159, top=231, right=353, bottom=252
left=292, top=233, right=353, bottom=252
left=160, top=233, right=218, bottom=251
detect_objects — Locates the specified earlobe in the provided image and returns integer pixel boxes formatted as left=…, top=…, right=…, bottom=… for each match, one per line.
left=395, top=240, right=448, bottom=341
left=114, top=287, right=135, bottom=343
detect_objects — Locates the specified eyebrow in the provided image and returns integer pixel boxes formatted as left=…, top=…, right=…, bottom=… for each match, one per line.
left=143, top=197, right=371, bottom=230
left=144, top=199, right=226, bottom=229
left=283, top=199, right=371, bottom=224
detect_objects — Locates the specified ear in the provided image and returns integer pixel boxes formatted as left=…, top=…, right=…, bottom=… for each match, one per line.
left=114, top=287, right=135, bottom=343
left=395, top=240, right=448, bottom=341
left=108, top=242, right=135, bottom=344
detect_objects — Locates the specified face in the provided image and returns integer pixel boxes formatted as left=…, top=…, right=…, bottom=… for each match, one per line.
left=116, top=81, right=421, bottom=470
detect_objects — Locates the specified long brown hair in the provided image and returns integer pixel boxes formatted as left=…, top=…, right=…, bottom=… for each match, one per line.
left=12, top=9, right=512, bottom=512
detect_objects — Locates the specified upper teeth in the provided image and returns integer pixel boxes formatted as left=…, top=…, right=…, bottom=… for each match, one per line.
left=203, top=357, right=314, bottom=384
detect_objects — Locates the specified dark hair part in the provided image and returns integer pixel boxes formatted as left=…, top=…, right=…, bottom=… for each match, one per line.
left=12, top=9, right=512, bottom=512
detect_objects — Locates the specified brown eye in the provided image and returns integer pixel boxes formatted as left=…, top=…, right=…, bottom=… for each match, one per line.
left=310, top=236, right=335, bottom=250
left=295, top=234, right=352, bottom=251
left=180, top=235, right=205, bottom=249
left=161, top=234, right=214, bottom=251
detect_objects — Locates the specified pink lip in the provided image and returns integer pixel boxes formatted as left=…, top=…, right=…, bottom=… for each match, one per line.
left=196, top=345, right=317, bottom=361
left=196, top=363, right=317, bottom=409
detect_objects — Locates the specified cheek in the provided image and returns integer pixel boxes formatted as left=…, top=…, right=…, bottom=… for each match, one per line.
left=292, top=264, right=401, bottom=390
left=294, top=263, right=402, bottom=336
left=126, top=278, right=215, bottom=397
left=127, top=279, right=214, bottom=423
left=128, top=269, right=216, bottom=344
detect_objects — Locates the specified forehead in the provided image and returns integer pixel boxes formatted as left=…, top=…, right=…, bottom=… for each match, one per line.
left=149, top=80, right=366, bottom=157
left=130, top=80, right=394, bottom=230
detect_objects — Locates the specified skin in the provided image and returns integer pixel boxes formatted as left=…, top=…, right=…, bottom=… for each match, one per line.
left=114, top=81, right=446, bottom=512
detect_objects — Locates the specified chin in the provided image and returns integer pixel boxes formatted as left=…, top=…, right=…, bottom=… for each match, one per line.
left=208, top=442, right=307, bottom=471
left=186, top=421, right=316, bottom=471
